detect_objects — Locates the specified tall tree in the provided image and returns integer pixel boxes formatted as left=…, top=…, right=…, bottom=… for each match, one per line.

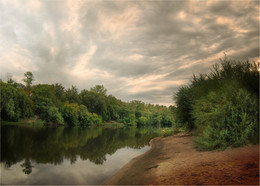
left=90, top=85, right=107, bottom=95
left=65, top=85, right=79, bottom=103
left=23, top=72, right=34, bottom=96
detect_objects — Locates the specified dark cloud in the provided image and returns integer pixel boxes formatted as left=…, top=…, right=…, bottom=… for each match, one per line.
left=0, top=0, right=259, bottom=106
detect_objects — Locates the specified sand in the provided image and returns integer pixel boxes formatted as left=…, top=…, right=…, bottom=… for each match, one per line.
left=104, top=133, right=259, bottom=185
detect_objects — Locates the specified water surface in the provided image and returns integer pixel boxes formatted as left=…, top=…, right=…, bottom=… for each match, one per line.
left=1, top=125, right=159, bottom=184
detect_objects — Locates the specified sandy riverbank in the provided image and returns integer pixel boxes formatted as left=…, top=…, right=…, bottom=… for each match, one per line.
left=104, top=133, right=259, bottom=185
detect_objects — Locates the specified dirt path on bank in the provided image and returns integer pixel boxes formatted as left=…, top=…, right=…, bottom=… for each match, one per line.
left=104, top=134, right=259, bottom=185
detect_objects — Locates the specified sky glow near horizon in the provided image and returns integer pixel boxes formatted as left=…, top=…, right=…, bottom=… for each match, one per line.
left=0, top=0, right=259, bottom=106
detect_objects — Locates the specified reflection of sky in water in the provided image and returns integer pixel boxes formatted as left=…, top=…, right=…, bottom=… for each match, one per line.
left=1, top=146, right=150, bottom=184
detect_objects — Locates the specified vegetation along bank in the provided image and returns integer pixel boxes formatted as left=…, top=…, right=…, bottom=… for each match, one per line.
left=1, top=72, right=174, bottom=128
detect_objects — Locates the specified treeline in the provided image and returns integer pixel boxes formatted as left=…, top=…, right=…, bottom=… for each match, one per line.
left=174, top=59, right=259, bottom=150
left=0, top=73, right=174, bottom=127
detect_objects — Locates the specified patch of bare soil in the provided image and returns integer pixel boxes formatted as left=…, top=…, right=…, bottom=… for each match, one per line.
left=104, top=134, right=259, bottom=185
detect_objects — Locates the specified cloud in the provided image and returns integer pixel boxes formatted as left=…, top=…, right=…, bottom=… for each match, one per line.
left=0, top=0, right=259, bottom=106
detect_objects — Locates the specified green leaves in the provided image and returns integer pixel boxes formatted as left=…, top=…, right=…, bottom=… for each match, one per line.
left=0, top=82, right=33, bottom=121
left=192, top=83, right=258, bottom=150
left=174, top=59, right=259, bottom=150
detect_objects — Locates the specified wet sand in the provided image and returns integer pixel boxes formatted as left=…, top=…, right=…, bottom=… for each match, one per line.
left=104, top=134, right=259, bottom=185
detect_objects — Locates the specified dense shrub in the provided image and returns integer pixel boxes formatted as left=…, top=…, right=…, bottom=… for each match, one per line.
left=78, top=105, right=92, bottom=125
left=91, top=113, right=102, bottom=125
left=174, top=86, right=194, bottom=129
left=61, top=102, right=102, bottom=126
left=61, top=102, right=79, bottom=126
left=174, top=59, right=259, bottom=150
left=192, top=82, right=258, bottom=150
left=46, top=106, right=64, bottom=125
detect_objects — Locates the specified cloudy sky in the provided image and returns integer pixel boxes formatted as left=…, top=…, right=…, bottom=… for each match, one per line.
left=0, top=0, right=259, bottom=106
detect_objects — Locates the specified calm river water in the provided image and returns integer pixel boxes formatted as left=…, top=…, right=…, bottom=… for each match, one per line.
left=1, top=125, right=159, bottom=184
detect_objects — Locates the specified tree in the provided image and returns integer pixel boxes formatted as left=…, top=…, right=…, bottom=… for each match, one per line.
left=0, top=82, right=33, bottom=121
left=23, top=72, right=34, bottom=96
left=23, top=72, right=34, bottom=86
left=65, top=85, right=79, bottom=103
left=174, top=86, right=194, bottom=130
left=78, top=105, right=92, bottom=125
left=61, top=102, right=79, bottom=126
left=52, top=83, right=66, bottom=108
left=79, top=90, right=108, bottom=121
left=31, top=84, right=63, bottom=124
left=90, top=85, right=107, bottom=95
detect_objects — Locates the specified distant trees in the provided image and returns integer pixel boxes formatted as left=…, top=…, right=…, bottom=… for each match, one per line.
left=174, top=59, right=259, bottom=150
left=1, top=72, right=175, bottom=127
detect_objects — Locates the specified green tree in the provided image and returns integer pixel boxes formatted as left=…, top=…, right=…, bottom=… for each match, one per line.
left=0, top=82, right=33, bottom=121
left=46, top=106, right=64, bottom=125
left=79, top=89, right=108, bottom=121
left=174, top=86, right=194, bottom=130
left=65, top=85, right=79, bottom=103
left=61, top=102, right=79, bottom=126
left=23, top=72, right=34, bottom=96
left=78, top=105, right=92, bottom=125
left=90, top=85, right=107, bottom=95
left=52, top=83, right=66, bottom=108
left=32, top=84, right=63, bottom=124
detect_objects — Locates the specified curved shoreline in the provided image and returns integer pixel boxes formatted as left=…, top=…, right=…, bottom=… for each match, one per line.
left=104, top=134, right=259, bottom=185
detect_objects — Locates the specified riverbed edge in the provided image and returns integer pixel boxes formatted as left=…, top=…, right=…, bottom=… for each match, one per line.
left=103, top=133, right=259, bottom=185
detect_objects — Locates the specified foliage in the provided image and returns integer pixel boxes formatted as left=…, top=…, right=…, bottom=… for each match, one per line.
left=79, top=89, right=108, bottom=120
left=1, top=72, right=175, bottom=127
left=23, top=71, right=34, bottom=96
left=174, top=59, right=259, bottom=150
left=90, top=85, right=107, bottom=95
left=78, top=105, right=92, bottom=125
left=0, top=82, right=33, bottom=121
left=23, top=72, right=34, bottom=87
left=46, top=106, right=64, bottom=125
left=65, top=85, right=79, bottom=103
left=91, top=113, right=103, bottom=125
left=174, top=86, right=194, bottom=129
left=193, top=83, right=259, bottom=150
left=61, top=102, right=79, bottom=126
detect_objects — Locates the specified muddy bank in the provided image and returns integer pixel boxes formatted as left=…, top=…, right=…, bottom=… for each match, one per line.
left=104, top=134, right=259, bottom=185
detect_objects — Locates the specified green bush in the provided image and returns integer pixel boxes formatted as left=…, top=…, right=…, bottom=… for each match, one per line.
left=78, top=105, right=92, bottom=125
left=174, top=60, right=259, bottom=131
left=138, top=116, right=148, bottom=125
left=92, top=113, right=102, bottom=125
left=174, top=86, right=194, bottom=130
left=192, top=82, right=258, bottom=150
left=46, top=106, right=64, bottom=125
left=61, top=102, right=79, bottom=125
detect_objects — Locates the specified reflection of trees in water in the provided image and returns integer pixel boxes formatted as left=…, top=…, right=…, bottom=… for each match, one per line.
left=21, top=159, right=33, bottom=174
left=1, top=126, right=158, bottom=174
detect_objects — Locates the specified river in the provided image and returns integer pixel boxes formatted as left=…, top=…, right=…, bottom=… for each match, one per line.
left=1, top=125, right=160, bottom=184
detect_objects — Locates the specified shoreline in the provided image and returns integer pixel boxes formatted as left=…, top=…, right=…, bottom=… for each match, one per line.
left=104, top=134, right=259, bottom=185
